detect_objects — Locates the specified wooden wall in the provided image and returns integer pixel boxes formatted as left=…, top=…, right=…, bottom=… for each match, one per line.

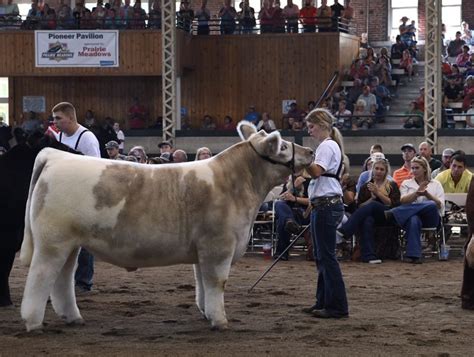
left=0, top=30, right=191, bottom=77
left=11, top=76, right=162, bottom=128
left=181, top=32, right=359, bottom=128
left=8, top=32, right=359, bottom=128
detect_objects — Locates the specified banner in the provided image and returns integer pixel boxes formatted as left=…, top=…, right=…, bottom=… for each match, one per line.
left=35, top=30, right=119, bottom=67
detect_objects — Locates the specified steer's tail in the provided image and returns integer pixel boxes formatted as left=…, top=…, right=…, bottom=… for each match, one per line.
left=20, top=151, right=48, bottom=267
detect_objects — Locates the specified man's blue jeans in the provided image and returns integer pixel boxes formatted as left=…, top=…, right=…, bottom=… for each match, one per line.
left=311, top=201, right=348, bottom=316
left=274, top=201, right=309, bottom=257
left=75, top=248, right=94, bottom=291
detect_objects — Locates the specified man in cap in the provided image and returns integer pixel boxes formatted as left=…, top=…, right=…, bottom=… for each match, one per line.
left=158, top=141, right=173, bottom=153
left=431, top=148, right=455, bottom=178
left=243, top=105, right=260, bottom=125
left=105, top=140, right=126, bottom=160
left=393, top=143, right=416, bottom=187
left=418, top=141, right=442, bottom=172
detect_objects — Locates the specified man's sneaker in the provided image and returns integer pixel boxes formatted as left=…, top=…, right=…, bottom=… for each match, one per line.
left=285, top=220, right=301, bottom=235
left=368, top=259, right=382, bottom=264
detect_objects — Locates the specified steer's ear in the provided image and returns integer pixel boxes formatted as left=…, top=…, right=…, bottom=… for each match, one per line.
left=259, top=131, right=282, bottom=156
left=237, top=121, right=258, bottom=141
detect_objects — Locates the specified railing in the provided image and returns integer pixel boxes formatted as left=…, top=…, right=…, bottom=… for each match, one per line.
left=0, top=14, right=355, bottom=35
left=314, top=71, right=339, bottom=109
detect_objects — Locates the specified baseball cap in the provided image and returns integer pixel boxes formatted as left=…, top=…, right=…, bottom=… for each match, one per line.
left=159, top=152, right=171, bottom=162
left=105, top=140, right=119, bottom=149
left=157, top=141, right=172, bottom=149
left=401, top=143, right=416, bottom=152
left=442, top=148, right=455, bottom=157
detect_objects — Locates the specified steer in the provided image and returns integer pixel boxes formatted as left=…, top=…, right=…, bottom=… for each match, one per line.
left=20, top=122, right=314, bottom=331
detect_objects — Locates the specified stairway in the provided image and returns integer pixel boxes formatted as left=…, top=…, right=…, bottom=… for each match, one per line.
left=378, top=62, right=425, bottom=130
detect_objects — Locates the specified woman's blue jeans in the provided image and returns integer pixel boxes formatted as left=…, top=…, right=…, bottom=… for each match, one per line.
left=390, top=201, right=440, bottom=259
left=311, top=201, right=348, bottom=316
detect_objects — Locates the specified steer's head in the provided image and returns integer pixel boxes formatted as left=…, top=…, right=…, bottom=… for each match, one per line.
left=237, top=121, right=313, bottom=172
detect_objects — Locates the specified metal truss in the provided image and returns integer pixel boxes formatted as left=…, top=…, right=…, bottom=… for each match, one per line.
left=424, top=0, right=442, bottom=153
left=161, top=0, right=176, bottom=144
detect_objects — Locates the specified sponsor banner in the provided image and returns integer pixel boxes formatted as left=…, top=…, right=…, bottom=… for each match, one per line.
left=35, top=30, right=119, bottom=67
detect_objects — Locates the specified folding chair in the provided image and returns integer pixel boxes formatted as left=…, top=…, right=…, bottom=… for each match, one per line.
left=399, top=220, right=446, bottom=261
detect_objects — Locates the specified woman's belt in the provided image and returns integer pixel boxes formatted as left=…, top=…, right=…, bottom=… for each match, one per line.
left=311, top=195, right=342, bottom=207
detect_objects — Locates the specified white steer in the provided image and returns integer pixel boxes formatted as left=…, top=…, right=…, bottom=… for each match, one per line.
left=20, top=122, right=314, bottom=332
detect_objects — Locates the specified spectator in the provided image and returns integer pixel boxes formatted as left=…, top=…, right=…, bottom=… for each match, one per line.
left=443, top=75, right=463, bottom=107
left=391, top=35, right=407, bottom=60
left=415, top=87, right=425, bottom=112
left=431, top=148, right=455, bottom=179
left=283, top=102, right=303, bottom=129
left=4, top=0, right=19, bottom=16
left=418, top=142, right=442, bottom=172
left=219, top=0, right=237, bottom=35
left=339, top=158, right=400, bottom=264
left=128, top=145, right=147, bottom=163
left=105, top=140, right=127, bottom=160
left=341, top=0, right=353, bottom=28
left=282, top=0, right=299, bottom=34
left=221, top=115, right=236, bottom=130
left=317, top=0, right=331, bottom=32
left=258, top=0, right=274, bottom=33
left=330, top=0, right=344, bottom=31
left=244, top=105, right=260, bottom=125
left=201, top=114, right=217, bottom=130
left=92, top=0, right=107, bottom=28
left=130, top=0, right=147, bottom=29
left=352, top=99, right=372, bottom=129
left=172, top=149, right=188, bottom=163
left=399, top=49, right=414, bottom=80
left=463, top=75, right=474, bottom=111
left=456, top=45, right=471, bottom=67
left=386, top=156, right=445, bottom=264
left=334, top=99, right=352, bottom=130
left=466, top=100, right=474, bottom=128
left=447, top=31, right=466, bottom=58
left=357, top=85, right=377, bottom=116
left=299, top=0, right=316, bottom=33
left=158, top=140, right=173, bottom=154
left=238, top=0, right=256, bottom=34
left=257, top=112, right=277, bottom=132
left=402, top=101, right=423, bottom=129
left=0, top=117, right=12, bottom=151
left=461, top=21, right=473, bottom=45
left=113, top=122, right=125, bottom=153
left=195, top=146, right=212, bottom=160
left=195, top=0, right=210, bottom=35
left=177, top=0, right=194, bottom=33
left=148, top=0, right=161, bottom=29
left=272, top=0, right=285, bottom=33
left=435, top=152, right=472, bottom=193
left=128, top=97, right=148, bottom=129
left=22, top=111, right=43, bottom=135
left=393, top=143, right=416, bottom=187
left=57, top=0, right=73, bottom=29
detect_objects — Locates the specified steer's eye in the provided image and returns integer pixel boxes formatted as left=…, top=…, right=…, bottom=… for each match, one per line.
left=280, top=143, right=288, bottom=151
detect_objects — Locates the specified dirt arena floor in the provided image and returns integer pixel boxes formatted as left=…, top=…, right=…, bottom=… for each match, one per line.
left=1, top=253, right=473, bottom=356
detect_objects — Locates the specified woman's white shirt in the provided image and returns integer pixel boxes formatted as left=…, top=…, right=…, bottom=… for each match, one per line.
left=400, top=178, right=445, bottom=215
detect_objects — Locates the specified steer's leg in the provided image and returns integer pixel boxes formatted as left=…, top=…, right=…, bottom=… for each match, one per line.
left=21, top=245, right=72, bottom=332
left=198, top=254, right=233, bottom=330
left=193, top=264, right=205, bottom=316
left=51, top=247, right=84, bottom=325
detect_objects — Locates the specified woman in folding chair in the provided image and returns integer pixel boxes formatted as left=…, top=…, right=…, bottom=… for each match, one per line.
left=338, top=157, right=400, bottom=264
left=386, top=156, right=445, bottom=264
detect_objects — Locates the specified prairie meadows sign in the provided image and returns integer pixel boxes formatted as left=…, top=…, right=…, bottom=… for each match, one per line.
left=35, top=30, right=119, bottom=67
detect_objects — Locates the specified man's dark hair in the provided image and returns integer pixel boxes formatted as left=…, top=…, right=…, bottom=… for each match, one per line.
left=451, top=153, right=467, bottom=166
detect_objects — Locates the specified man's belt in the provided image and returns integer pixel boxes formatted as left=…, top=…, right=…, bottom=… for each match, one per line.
left=311, top=195, right=342, bottom=207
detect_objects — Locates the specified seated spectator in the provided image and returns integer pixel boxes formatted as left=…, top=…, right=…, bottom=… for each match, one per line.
left=148, top=0, right=161, bottom=29
left=431, top=148, right=454, bottom=178
left=393, top=143, right=416, bottom=187
left=463, top=76, right=474, bottom=111
left=256, top=112, right=277, bottom=132
left=402, top=101, right=423, bottom=129
left=177, top=0, right=193, bottom=33
left=181, top=115, right=192, bottom=130
left=462, top=21, right=473, bottom=45
left=128, top=97, right=148, bottom=129
left=356, top=152, right=391, bottom=192
left=335, top=99, right=352, bottom=130
left=195, top=0, right=210, bottom=34
left=456, top=45, right=471, bottom=67
left=158, top=140, right=173, bottom=155
left=291, top=120, right=304, bottom=131
left=105, top=140, right=127, bottom=160
left=386, top=156, right=445, bottom=264
left=448, top=31, right=466, bottom=58
left=444, top=75, right=464, bottom=107
left=450, top=64, right=464, bottom=86
left=363, top=47, right=377, bottom=66
left=158, top=152, right=172, bottom=163
left=283, top=102, right=303, bottom=129
left=221, top=115, right=236, bottom=130
left=274, top=172, right=310, bottom=260
left=195, top=147, right=212, bottom=160
left=128, top=145, right=147, bottom=163
left=419, top=141, right=442, bottom=172
left=435, top=152, right=472, bottom=193
left=346, top=79, right=363, bottom=111
left=307, top=100, right=316, bottom=112
left=339, top=158, right=400, bottom=263
left=244, top=105, right=260, bottom=125
left=299, top=0, right=316, bottom=33
left=282, top=0, right=299, bottom=34
left=399, top=49, right=414, bottom=80
left=219, top=0, right=237, bottom=34
left=464, top=62, right=474, bottom=78
left=391, top=35, right=407, bottom=60
left=357, top=85, right=377, bottom=115
left=172, top=149, right=188, bottom=163
left=372, top=55, right=392, bottom=87
left=441, top=57, right=453, bottom=77
left=237, top=0, right=256, bottom=34
left=352, top=99, right=372, bottom=129
left=415, top=87, right=425, bottom=112
left=201, top=114, right=217, bottom=130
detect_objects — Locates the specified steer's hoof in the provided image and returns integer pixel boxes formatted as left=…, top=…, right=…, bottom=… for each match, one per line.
left=25, top=323, right=44, bottom=333
left=210, top=321, right=228, bottom=331
left=66, top=318, right=85, bottom=326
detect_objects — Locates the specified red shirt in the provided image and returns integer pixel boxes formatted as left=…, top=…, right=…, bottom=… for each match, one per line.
left=299, top=6, right=317, bottom=25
